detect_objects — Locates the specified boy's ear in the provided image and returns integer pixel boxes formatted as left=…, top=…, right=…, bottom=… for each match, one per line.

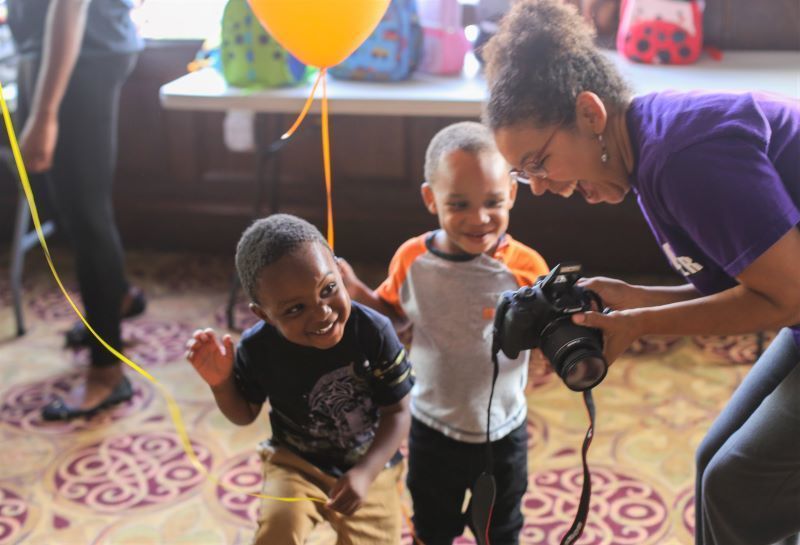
left=249, top=303, right=271, bottom=324
left=575, top=91, right=608, bottom=135
left=420, top=182, right=438, bottom=215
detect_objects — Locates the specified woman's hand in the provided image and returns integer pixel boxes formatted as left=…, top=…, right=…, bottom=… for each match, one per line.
left=19, top=113, right=59, bottom=173
left=578, top=276, right=648, bottom=311
left=572, top=309, right=644, bottom=365
left=185, top=328, right=235, bottom=387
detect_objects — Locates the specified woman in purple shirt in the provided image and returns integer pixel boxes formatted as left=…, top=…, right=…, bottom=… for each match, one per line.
left=483, top=1, right=800, bottom=544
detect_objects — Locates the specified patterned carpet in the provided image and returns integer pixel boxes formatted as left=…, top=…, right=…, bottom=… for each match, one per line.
left=0, top=250, right=774, bottom=545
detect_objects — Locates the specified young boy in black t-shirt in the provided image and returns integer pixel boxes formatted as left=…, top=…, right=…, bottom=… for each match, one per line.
left=185, top=214, right=413, bottom=545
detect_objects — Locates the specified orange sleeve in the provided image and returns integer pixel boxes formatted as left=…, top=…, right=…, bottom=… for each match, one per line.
left=375, top=234, right=428, bottom=317
left=497, top=236, right=550, bottom=287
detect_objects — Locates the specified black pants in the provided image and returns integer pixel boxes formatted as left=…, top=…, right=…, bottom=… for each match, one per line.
left=407, top=417, right=528, bottom=545
left=17, top=51, right=138, bottom=366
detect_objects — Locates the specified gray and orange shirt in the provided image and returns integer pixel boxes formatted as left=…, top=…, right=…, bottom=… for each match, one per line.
left=377, top=231, right=549, bottom=443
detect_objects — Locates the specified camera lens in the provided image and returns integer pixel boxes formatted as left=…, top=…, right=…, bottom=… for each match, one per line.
left=540, top=320, right=608, bottom=391
left=561, top=350, right=607, bottom=391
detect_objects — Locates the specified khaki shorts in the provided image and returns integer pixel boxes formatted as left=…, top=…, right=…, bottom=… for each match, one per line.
left=252, top=446, right=403, bottom=545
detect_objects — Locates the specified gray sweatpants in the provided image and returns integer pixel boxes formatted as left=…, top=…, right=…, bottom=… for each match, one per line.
left=695, top=328, right=800, bottom=545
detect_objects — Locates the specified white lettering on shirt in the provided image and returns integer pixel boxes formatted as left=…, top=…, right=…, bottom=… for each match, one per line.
left=662, top=242, right=704, bottom=276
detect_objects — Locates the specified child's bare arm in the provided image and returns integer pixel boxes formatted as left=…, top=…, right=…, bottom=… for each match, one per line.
left=337, top=257, right=405, bottom=324
left=185, top=328, right=261, bottom=425
left=326, top=394, right=411, bottom=515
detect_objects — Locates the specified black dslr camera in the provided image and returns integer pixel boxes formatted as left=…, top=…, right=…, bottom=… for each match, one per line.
left=492, top=263, right=608, bottom=391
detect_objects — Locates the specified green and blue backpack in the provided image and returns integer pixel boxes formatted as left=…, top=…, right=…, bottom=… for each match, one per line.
left=328, top=0, right=424, bottom=82
left=220, top=0, right=315, bottom=88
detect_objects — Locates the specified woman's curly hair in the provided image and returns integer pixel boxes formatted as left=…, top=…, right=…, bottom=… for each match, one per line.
left=483, top=0, right=631, bottom=130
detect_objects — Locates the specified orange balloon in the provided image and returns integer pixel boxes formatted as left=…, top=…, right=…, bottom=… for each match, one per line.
left=248, top=0, right=391, bottom=68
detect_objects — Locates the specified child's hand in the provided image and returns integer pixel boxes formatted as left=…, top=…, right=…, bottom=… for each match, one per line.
left=335, top=257, right=359, bottom=293
left=326, top=467, right=373, bottom=516
left=396, top=320, right=413, bottom=346
left=527, top=348, right=554, bottom=391
left=185, top=328, right=235, bottom=388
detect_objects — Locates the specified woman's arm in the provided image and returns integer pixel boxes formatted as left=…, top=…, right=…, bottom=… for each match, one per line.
left=579, top=276, right=701, bottom=310
left=635, top=228, right=800, bottom=335
left=20, top=0, right=92, bottom=172
left=575, top=227, right=800, bottom=363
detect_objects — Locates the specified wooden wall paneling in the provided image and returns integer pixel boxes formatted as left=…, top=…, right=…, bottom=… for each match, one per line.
left=0, top=38, right=677, bottom=278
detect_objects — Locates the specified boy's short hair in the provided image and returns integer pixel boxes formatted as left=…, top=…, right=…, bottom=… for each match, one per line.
left=235, top=214, right=328, bottom=303
left=424, top=121, right=501, bottom=184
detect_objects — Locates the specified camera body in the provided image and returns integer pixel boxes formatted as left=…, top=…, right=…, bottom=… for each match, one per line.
left=492, top=263, right=608, bottom=391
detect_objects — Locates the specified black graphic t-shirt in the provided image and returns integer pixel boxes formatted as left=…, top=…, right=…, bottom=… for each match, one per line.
left=233, top=302, right=414, bottom=476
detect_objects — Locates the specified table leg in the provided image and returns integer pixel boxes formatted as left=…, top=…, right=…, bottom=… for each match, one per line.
left=225, top=114, right=286, bottom=331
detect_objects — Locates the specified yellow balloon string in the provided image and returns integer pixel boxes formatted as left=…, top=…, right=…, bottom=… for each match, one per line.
left=281, top=69, right=323, bottom=140
left=0, top=81, right=323, bottom=505
left=320, top=68, right=334, bottom=249
left=278, top=68, right=334, bottom=249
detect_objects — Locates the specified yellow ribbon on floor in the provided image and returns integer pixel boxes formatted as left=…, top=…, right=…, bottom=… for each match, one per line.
left=0, top=81, right=324, bottom=505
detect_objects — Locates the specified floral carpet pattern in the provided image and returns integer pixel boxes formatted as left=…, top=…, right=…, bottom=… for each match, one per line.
left=0, top=251, right=772, bottom=545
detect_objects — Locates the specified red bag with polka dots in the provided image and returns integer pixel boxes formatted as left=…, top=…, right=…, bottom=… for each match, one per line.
left=617, top=0, right=703, bottom=64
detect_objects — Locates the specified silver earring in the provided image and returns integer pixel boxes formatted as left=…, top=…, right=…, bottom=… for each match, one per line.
left=598, top=133, right=609, bottom=164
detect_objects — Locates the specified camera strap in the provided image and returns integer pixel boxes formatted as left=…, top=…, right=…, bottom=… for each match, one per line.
left=563, top=388, right=596, bottom=545
left=471, top=352, right=501, bottom=545
left=473, top=351, right=596, bottom=545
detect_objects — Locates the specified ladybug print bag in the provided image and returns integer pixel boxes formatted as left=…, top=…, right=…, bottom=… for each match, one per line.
left=617, top=0, right=703, bottom=64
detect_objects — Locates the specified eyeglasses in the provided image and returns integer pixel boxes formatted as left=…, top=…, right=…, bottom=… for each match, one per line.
left=509, top=125, right=560, bottom=184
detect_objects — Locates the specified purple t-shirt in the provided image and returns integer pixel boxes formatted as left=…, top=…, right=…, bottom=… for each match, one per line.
left=627, top=91, right=800, bottom=344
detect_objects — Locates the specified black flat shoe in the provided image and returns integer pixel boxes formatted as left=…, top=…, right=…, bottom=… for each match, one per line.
left=64, top=289, right=147, bottom=348
left=41, top=376, right=134, bottom=421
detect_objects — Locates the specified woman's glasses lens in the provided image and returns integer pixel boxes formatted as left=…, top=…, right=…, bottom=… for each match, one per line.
left=511, top=170, right=530, bottom=185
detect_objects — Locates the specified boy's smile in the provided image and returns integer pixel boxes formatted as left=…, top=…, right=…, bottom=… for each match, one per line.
left=250, top=241, right=351, bottom=350
left=422, top=149, right=518, bottom=256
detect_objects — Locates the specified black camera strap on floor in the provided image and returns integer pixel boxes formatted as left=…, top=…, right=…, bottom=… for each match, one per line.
left=472, top=351, right=596, bottom=545
left=472, top=352, right=501, bottom=545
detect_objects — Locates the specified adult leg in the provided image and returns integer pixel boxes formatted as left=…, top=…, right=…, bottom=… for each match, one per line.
left=695, top=328, right=800, bottom=545
left=19, top=51, right=139, bottom=416
left=329, top=463, right=404, bottom=545
left=51, top=52, right=137, bottom=365
left=407, top=417, right=473, bottom=545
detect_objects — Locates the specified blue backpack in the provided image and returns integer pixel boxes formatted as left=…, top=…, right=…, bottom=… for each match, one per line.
left=329, top=0, right=423, bottom=82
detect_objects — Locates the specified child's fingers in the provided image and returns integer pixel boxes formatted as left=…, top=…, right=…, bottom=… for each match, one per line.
left=222, top=334, right=234, bottom=356
left=187, top=336, right=215, bottom=353
left=328, top=493, right=358, bottom=516
left=326, top=492, right=345, bottom=512
left=337, top=499, right=358, bottom=516
left=326, top=480, right=344, bottom=508
left=186, top=341, right=218, bottom=367
left=192, top=328, right=217, bottom=343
